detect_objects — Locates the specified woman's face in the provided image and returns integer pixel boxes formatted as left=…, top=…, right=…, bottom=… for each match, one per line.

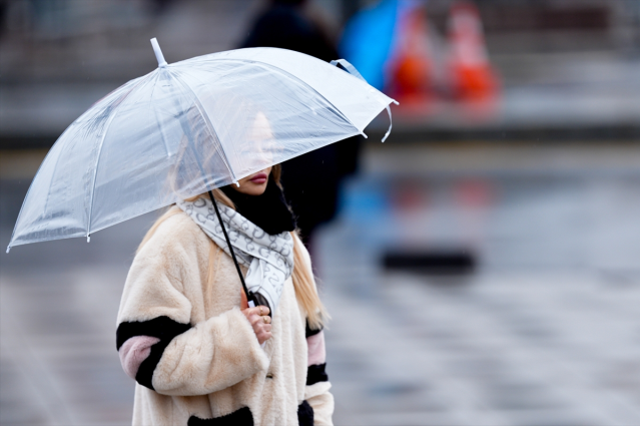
left=233, top=167, right=272, bottom=196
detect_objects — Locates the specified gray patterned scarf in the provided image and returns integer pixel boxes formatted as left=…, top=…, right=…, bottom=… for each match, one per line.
left=177, top=196, right=294, bottom=313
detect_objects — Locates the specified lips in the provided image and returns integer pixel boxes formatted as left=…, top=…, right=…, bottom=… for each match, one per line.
left=250, top=173, right=268, bottom=184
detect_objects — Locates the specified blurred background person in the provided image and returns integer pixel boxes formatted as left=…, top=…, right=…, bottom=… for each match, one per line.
left=240, top=0, right=362, bottom=251
left=241, top=0, right=337, bottom=62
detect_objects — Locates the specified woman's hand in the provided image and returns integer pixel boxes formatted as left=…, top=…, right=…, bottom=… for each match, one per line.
left=242, top=305, right=272, bottom=345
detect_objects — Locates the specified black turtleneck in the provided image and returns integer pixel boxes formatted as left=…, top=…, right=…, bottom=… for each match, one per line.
left=220, top=177, right=296, bottom=236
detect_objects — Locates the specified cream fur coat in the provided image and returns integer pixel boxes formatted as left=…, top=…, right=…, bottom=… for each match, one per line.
left=116, top=208, right=333, bottom=425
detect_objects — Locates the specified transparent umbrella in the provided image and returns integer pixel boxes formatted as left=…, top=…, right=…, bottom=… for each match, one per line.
left=7, top=39, right=397, bottom=252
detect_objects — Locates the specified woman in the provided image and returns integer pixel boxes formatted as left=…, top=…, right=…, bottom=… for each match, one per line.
left=116, top=164, right=333, bottom=425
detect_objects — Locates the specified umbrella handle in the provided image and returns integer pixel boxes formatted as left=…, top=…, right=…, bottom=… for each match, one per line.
left=207, top=190, right=255, bottom=305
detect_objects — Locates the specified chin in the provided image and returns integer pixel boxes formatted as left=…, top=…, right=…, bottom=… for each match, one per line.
left=246, top=184, right=268, bottom=196
left=254, top=186, right=268, bottom=196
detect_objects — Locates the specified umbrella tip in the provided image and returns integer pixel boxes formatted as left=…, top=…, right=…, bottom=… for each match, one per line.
left=87, top=236, right=91, bottom=243
left=150, top=38, right=168, bottom=68
left=5, top=246, right=10, bottom=254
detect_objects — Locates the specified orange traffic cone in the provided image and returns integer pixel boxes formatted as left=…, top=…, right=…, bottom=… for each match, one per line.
left=446, top=1, right=499, bottom=103
left=387, top=4, right=433, bottom=107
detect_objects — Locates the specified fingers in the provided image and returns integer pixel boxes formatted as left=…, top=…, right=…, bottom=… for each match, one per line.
left=242, top=305, right=270, bottom=317
left=241, top=305, right=273, bottom=344
left=243, top=307, right=272, bottom=326
left=242, top=306, right=269, bottom=318
left=252, top=321, right=272, bottom=345
left=255, top=327, right=272, bottom=345
left=248, top=314, right=271, bottom=327
left=249, top=306, right=270, bottom=317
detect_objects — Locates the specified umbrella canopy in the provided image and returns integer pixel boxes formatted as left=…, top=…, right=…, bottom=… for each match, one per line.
left=8, top=40, right=396, bottom=252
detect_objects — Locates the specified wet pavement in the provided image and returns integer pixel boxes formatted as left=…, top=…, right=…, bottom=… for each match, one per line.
left=317, top=143, right=640, bottom=425
left=2, top=142, right=640, bottom=425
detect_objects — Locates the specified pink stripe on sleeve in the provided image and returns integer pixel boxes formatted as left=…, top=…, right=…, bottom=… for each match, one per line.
left=118, top=335, right=160, bottom=379
left=307, top=331, right=326, bottom=366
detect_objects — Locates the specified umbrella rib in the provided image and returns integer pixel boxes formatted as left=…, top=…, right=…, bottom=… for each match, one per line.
left=85, top=78, right=148, bottom=240
left=167, top=69, right=238, bottom=186
left=85, top=110, right=119, bottom=240
left=148, top=72, right=173, bottom=158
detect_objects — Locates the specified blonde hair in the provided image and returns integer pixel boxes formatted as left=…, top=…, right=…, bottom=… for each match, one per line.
left=138, top=166, right=328, bottom=330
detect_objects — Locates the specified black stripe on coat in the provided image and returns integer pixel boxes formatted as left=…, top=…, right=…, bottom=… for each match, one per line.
left=297, top=400, right=314, bottom=426
left=116, top=316, right=192, bottom=349
left=305, top=320, right=323, bottom=338
left=116, top=316, right=191, bottom=391
left=187, top=407, right=253, bottom=426
left=306, top=363, right=329, bottom=386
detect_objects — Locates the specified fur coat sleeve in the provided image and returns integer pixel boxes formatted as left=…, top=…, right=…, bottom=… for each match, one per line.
left=116, top=211, right=269, bottom=396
